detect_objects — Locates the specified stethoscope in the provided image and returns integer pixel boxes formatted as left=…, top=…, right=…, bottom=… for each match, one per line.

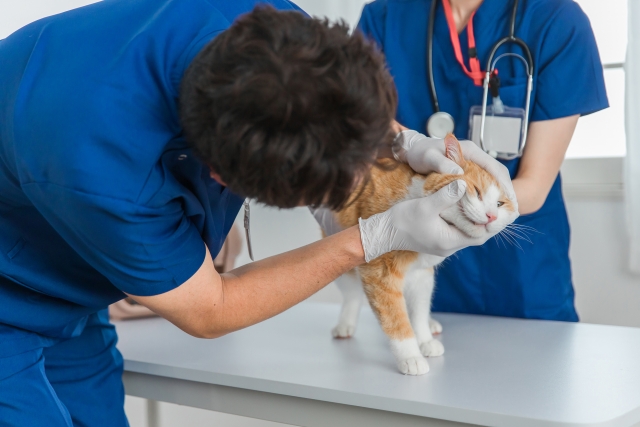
left=426, top=0, right=535, bottom=156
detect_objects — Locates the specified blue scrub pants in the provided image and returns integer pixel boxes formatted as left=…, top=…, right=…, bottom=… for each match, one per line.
left=0, top=310, right=129, bottom=427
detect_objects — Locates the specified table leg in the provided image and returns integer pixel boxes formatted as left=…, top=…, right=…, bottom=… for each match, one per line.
left=146, top=399, right=160, bottom=427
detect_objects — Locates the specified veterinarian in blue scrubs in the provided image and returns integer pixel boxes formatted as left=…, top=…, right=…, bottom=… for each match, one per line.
left=0, top=1, right=294, bottom=425
left=1, top=0, right=518, bottom=423
left=358, top=0, right=608, bottom=321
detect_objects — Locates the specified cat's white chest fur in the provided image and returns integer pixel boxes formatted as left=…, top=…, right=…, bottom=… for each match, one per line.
left=413, top=253, right=445, bottom=269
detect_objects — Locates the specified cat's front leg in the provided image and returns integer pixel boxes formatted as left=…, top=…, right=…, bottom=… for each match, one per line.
left=429, top=317, right=443, bottom=335
left=389, top=338, right=429, bottom=375
left=404, top=264, right=444, bottom=357
left=332, top=270, right=364, bottom=338
left=359, top=255, right=429, bottom=376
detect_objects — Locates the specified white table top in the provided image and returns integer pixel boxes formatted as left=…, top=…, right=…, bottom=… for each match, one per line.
left=115, top=302, right=640, bottom=427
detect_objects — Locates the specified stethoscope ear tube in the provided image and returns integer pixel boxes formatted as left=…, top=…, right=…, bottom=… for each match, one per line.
left=427, top=0, right=440, bottom=114
left=427, top=0, right=534, bottom=156
left=479, top=38, right=534, bottom=158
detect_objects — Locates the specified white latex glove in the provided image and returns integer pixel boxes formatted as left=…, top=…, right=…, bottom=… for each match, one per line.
left=359, top=180, right=490, bottom=261
left=393, top=130, right=518, bottom=212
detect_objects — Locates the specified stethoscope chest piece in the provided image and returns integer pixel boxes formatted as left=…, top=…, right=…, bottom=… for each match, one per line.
left=425, top=0, right=534, bottom=158
left=426, top=111, right=455, bottom=138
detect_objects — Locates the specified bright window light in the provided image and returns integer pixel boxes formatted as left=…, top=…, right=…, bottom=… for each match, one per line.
left=575, top=0, right=627, bottom=65
left=568, top=0, right=627, bottom=158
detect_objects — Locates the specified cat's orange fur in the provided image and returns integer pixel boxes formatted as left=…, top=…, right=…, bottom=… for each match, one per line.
left=333, top=134, right=514, bottom=344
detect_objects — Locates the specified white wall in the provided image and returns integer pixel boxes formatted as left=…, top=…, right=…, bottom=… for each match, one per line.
left=293, top=0, right=368, bottom=30
left=567, top=194, right=640, bottom=327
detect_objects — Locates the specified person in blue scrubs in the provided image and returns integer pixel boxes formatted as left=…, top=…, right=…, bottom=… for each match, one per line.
left=358, top=0, right=608, bottom=321
left=0, top=0, right=517, bottom=424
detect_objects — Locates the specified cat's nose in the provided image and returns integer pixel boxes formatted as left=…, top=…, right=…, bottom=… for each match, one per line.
left=486, top=213, right=497, bottom=223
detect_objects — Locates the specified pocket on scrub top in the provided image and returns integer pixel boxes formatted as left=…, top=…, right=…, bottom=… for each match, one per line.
left=495, top=77, right=528, bottom=112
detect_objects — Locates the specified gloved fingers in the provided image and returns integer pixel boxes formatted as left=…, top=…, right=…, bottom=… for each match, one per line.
left=459, top=140, right=518, bottom=207
left=408, top=149, right=464, bottom=176
left=402, top=132, right=464, bottom=175
left=433, top=154, right=465, bottom=176
left=434, top=224, right=488, bottom=256
left=423, top=180, right=467, bottom=212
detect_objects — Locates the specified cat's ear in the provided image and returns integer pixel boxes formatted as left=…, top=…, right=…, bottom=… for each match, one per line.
left=444, top=133, right=466, bottom=167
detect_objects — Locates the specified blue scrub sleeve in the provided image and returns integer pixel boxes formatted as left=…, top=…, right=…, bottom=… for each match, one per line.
left=530, top=2, right=608, bottom=121
left=357, top=1, right=387, bottom=48
left=22, top=182, right=206, bottom=297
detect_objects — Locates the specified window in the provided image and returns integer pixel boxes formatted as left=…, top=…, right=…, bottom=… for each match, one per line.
left=567, top=0, right=627, bottom=159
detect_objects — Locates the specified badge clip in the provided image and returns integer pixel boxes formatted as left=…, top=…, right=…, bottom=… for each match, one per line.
left=243, top=199, right=254, bottom=261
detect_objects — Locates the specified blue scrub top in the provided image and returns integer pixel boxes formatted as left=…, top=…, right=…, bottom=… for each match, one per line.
left=359, top=0, right=608, bottom=321
left=0, top=0, right=303, bottom=357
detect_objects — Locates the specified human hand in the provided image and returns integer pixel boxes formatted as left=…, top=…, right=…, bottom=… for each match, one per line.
left=393, top=130, right=518, bottom=212
left=358, top=180, right=491, bottom=261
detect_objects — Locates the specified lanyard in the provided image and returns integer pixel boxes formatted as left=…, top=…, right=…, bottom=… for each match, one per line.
left=441, top=0, right=484, bottom=86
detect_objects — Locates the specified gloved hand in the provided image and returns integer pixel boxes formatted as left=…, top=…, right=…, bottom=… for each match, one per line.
left=392, top=130, right=518, bottom=212
left=358, top=180, right=490, bottom=261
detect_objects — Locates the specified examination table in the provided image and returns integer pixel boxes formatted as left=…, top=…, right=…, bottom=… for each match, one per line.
left=116, top=302, right=640, bottom=427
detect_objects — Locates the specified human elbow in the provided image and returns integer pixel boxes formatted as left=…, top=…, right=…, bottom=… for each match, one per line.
left=188, top=321, right=232, bottom=340
left=192, top=329, right=227, bottom=339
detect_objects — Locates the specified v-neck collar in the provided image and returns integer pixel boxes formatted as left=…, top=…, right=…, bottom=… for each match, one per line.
left=433, top=0, right=514, bottom=69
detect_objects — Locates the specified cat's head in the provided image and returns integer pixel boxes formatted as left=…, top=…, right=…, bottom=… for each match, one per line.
left=438, top=134, right=518, bottom=238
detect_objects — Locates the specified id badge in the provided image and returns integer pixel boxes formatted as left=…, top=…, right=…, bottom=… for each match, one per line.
left=468, top=105, right=526, bottom=159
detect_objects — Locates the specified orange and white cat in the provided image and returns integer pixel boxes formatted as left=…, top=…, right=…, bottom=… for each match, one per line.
left=327, top=134, right=518, bottom=375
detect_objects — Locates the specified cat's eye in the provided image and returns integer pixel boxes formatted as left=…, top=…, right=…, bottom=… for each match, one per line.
left=474, top=186, right=482, bottom=201
left=497, top=201, right=504, bottom=207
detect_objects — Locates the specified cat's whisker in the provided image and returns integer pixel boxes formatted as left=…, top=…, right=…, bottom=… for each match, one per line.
left=504, top=227, right=533, bottom=240
left=501, top=232, right=515, bottom=247
left=496, top=230, right=514, bottom=246
left=506, top=227, right=538, bottom=235
left=504, top=228, right=534, bottom=244
left=503, top=228, right=528, bottom=245
left=507, top=230, right=533, bottom=250
left=498, top=230, right=524, bottom=251
left=509, top=224, right=537, bottom=231
left=503, top=224, right=537, bottom=241
left=501, top=234, right=518, bottom=250
left=506, top=224, right=542, bottom=235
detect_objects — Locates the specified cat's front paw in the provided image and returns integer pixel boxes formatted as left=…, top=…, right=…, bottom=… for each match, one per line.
left=420, top=339, right=444, bottom=357
left=397, top=357, right=429, bottom=375
left=332, top=323, right=356, bottom=338
left=429, top=318, right=443, bottom=335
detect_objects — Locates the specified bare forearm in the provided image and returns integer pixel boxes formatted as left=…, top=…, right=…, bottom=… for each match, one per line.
left=129, top=226, right=364, bottom=338
left=512, top=115, right=579, bottom=215
left=212, top=225, right=364, bottom=335
left=512, top=177, right=546, bottom=215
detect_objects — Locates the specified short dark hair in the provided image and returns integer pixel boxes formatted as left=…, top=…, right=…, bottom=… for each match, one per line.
left=180, top=5, right=397, bottom=209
